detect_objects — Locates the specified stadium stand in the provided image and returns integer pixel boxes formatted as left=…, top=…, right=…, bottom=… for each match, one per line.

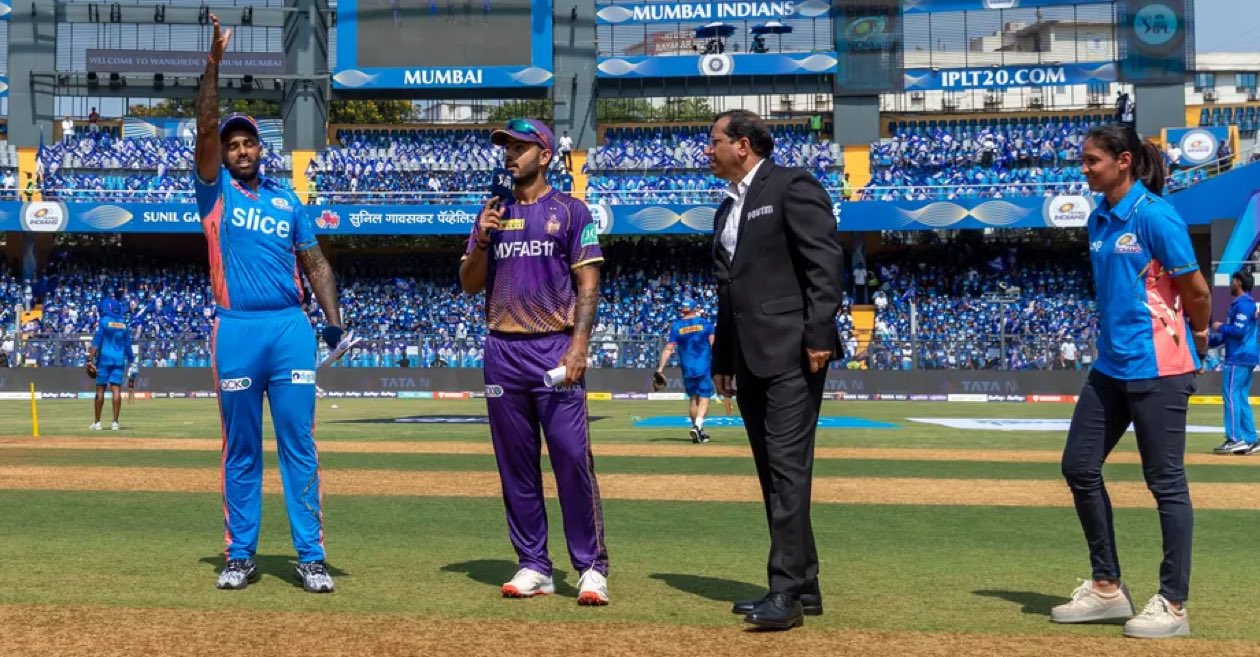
left=1199, top=105, right=1259, bottom=135
left=865, top=115, right=1101, bottom=199
left=10, top=231, right=1180, bottom=373
left=585, top=124, right=840, bottom=204
left=38, top=132, right=291, bottom=201
left=308, top=127, right=573, bottom=204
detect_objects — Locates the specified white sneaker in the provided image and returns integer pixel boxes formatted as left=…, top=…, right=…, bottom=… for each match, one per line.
left=1050, top=579, right=1135, bottom=623
left=89, top=422, right=102, bottom=431
left=576, top=568, right=609, bottom=606
left=1124, top=595, right=1190, bottom=639
left=501, top=567, right=554, bottom=598
left=110, top=421, right=120, bottom=431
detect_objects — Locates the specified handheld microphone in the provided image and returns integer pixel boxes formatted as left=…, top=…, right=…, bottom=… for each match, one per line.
left=489, top=168, right=515, bottom=205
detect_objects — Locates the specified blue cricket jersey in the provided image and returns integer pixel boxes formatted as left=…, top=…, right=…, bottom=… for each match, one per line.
left=668, top=316, right=714, bottom=378
left=195, top=166, right=317, bottom=311
left=93, top=315, right=133, bottom=367
left=1088, top=180, right=1200, bottom=380
left=1210, top=294, right=1259, bottom=366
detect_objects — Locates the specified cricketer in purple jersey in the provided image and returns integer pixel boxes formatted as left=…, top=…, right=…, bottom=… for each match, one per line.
left=459, top=119, right=609, bottom=605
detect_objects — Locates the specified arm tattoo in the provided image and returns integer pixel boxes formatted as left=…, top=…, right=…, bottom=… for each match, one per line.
left=196, top=61, right=219, bottom=139
left=299, top=248, right=342, bottom=327
left=572, top=288, right=599, bottom=342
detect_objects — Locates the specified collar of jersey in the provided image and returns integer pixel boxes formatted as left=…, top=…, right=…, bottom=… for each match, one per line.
left=230, top=175, right=279, bottom=200
left=1097, top=179, right=1148, bottom=223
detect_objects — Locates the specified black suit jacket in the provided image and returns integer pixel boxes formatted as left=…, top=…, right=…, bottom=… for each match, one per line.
left=711, top=161, right=845, bottom=379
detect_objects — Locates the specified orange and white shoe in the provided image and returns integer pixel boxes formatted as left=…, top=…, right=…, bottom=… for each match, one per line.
left=501, top=567, right=554, bottom=598
left=576, top=568, right=609, bottom=606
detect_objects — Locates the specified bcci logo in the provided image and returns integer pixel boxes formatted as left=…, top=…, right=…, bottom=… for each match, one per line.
left=699, top=54, right=733, bottom=77
left=316, top=210, right=341, bottom=230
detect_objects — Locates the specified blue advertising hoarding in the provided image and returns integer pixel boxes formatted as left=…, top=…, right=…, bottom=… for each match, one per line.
left=1118, top=0, right=1191, bottom=84
left=595, top=0, right=830, bottom=25
left=0, top=1, right=9, bottom=21
left=1, top=165, right=1254, bottom=235
left=1165, top=126, right=1230, bottom=167
left=902, top=0, right=1113, bottom=13
left=903, top=61, right=1117, bottom=91
left=596, top=51, right=837, bottom=78
left=333, top=0, right=554, bottom=90
left=0, top=75, right=8, bottom=98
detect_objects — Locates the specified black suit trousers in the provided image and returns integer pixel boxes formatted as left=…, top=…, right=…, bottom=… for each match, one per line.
left=735, top=352, right=825, bottom=597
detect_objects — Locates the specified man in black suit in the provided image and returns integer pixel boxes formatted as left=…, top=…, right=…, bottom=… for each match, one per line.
left=707, top=110, right=844, bottom=630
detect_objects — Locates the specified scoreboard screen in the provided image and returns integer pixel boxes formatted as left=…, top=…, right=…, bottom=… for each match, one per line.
left=334, top=0, right=554, bottom=90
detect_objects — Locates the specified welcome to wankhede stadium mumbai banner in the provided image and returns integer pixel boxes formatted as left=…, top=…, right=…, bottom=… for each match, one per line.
left=903, top=62, right=1117, bottom=91
left=596, top=0, right=830, bottom=25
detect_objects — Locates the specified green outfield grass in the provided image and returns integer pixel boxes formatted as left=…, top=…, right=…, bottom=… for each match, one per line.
left=1, top=490, right=1259, bottom=640
left=3, top=397, right=1258, bottom=646
left=0, top=398, right=1239, bottom=452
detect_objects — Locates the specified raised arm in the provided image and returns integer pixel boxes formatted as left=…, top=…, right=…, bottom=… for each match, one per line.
left=195, top=14, right=232, bottom=183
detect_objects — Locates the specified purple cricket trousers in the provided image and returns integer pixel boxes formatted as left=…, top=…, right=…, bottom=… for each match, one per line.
left=483, top=331, right=609, bottom=577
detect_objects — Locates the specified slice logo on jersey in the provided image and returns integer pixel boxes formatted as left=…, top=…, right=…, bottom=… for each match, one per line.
left=231, top=207, right=291, bottom=238
left=501, top=218, right=526, bottom=231
left=485, top=384, right=505, bottom=398
left=580, top=223, right=599, bottom=247
left=291, top=370, right=316, bottom=385
left=316, top=210, right=341, bottom=230
left=678, top=324, right=704, bottom=335
left=107, top=321, right=126, bottom=330
left=220, top=377, right=252, bottom=392
left=1114, top=233, right=1142, bottom=254
left=545, top=216, right=561, bottom=235
left=271, top=197, right=293, bottom=212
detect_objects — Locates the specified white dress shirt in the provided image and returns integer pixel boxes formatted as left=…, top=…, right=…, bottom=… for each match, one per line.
left=719, top=160, right=764, bottom=259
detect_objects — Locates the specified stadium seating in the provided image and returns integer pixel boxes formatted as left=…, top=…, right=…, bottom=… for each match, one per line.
left=8, top=234, right=1159, bottom=372
left=38, top=132, right=291, bottom=202
left=866, top=115, right=1101, bottom=199
left=309, top=127, right=572, bottom=204
left=1199, top=105, right=1259, bottom=135
left=584, top=124, right=840, bottom=204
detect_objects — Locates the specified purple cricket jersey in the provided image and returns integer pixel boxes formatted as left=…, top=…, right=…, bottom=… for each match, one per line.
left=463, top=189, right=603, bottom=333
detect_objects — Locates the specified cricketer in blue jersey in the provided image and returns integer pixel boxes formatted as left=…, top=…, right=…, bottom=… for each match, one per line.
left=1210, top=271, right=1260, bottom=454
left=87, top=298, right=134, bottom=431
left=656, top=298, right=716, bottom=443
left=195, top=14, right=347, bottom=594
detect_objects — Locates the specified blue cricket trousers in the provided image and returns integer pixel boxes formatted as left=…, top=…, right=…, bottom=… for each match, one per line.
left=1222, top=364, right=1256, bottom=444
left=214, top=307, right=325, bottom=562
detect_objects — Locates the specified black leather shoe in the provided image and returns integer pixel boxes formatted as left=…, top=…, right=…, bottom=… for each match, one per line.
left=743, top=592, right=804, bottom=630
left=732, top=591, right=823, bottom=616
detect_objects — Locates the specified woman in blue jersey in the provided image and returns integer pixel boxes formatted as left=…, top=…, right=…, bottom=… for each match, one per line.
left=1050, top=124, right=1211, bottom=639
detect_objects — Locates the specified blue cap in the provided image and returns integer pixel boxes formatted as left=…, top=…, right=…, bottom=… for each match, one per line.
left=100, top=298, right=122, bottom=318
left=680, top=298, right=697, bottom=312
left=219, top=113, right=260, bottom=140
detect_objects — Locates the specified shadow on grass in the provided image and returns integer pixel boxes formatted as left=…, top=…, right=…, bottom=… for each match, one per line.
left=650, top=573, right=763, bottom=603
left=973, top=589, right=1121, bottom=621
left=441, top=559, right=576, bottom=596
left=198, top=555, right=348, bottom=590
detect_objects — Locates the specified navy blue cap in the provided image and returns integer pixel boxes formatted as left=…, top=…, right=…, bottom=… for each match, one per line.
left=219, top=113, right=259, bottom=140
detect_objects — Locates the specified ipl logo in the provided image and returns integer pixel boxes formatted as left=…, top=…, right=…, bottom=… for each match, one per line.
left=1134, top=3, right=1178, bottom=48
